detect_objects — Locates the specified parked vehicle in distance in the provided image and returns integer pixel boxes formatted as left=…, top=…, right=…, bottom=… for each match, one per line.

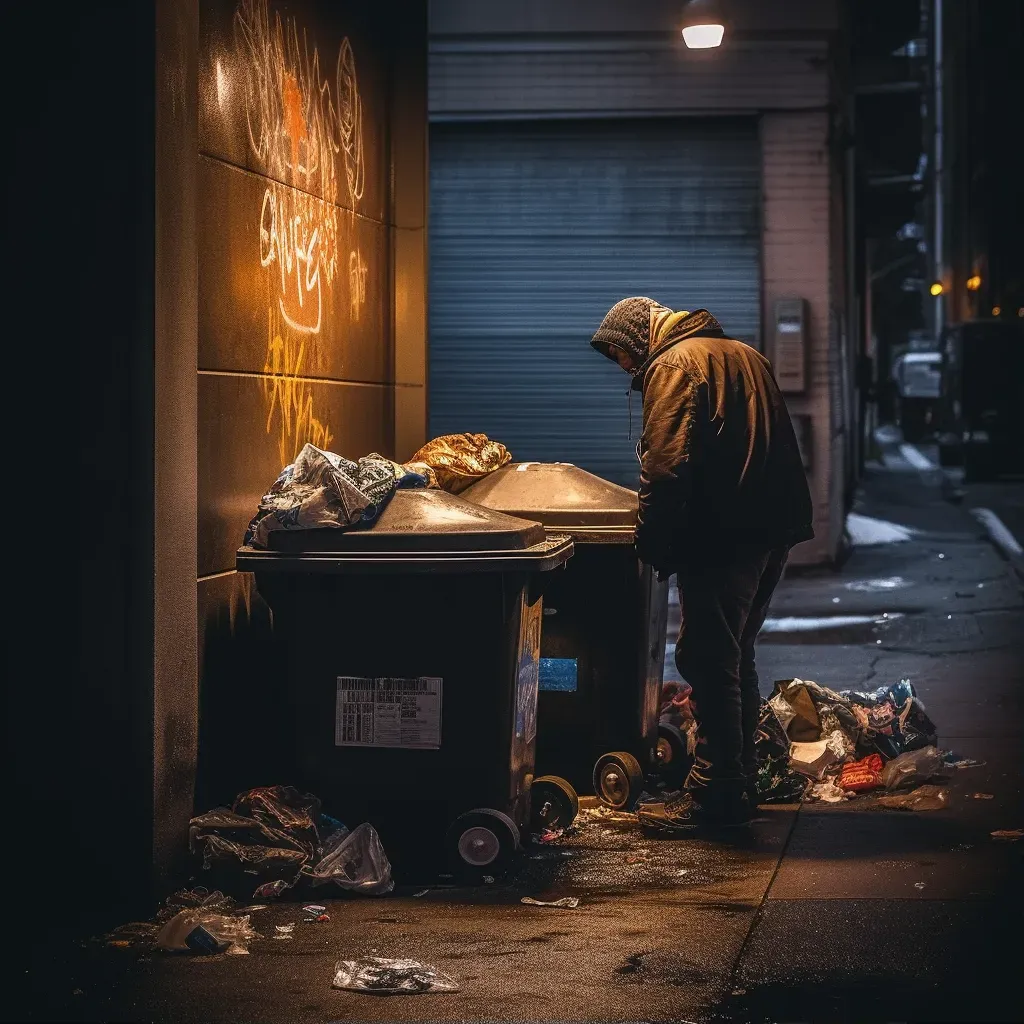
left=936, top=319, right=1024, bottom=480
left=894, top=350, right=943, bottom=443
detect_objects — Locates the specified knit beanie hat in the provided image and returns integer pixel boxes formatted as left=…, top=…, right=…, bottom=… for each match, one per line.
left=590, top=296, right=660, bottom=371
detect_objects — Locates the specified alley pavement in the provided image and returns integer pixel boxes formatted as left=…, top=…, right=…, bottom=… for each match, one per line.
left=17, top=453, right=1024, bottom=1024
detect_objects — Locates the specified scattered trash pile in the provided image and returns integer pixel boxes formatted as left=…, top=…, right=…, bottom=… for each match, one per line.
left=101, top=887, right=260, bottom=955
left=757, top=677, right=979, bottom=809
left=244, top=433, right=512, bottom=547
left=188, top=785, right=393, bottom=898
left=99, top=785, right=394, bottom=957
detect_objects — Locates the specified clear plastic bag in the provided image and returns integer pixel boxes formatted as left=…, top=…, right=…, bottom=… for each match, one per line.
left=876, top=784, right=948, bottom=812
left=302, top=822, right=393, bottom=895
left=154, top=908, right=256, bottom=955
left=332, top=957, right=460, bottom=994
left=880, top=745, right=945, bottom=790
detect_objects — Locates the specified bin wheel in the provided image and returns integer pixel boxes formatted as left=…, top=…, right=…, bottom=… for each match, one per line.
left=593, top=751, right=644, bottom=810
left=529, top=775, right=579, bottom=834
left=446, top=808, right=520, bottom=877
left=653, top=722, right=691, bottom=789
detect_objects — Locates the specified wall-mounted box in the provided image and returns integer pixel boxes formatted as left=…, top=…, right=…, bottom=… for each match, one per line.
left=773, top=297, right=808, bottom=394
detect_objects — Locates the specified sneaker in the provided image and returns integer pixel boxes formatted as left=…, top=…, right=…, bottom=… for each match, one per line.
left=636, top=790, right=752, bottom=834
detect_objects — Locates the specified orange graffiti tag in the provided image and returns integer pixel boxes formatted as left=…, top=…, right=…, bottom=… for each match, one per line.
left=262, top=310, right=333, bottom=467
left=281, top=71, right=308, bottom=176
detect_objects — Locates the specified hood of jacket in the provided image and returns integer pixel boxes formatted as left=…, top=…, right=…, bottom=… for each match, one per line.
left=591, top=298, right=726, bottom=388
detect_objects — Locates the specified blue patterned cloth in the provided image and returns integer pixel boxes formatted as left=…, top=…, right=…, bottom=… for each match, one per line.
left=244, top=444, right=425, bottom=549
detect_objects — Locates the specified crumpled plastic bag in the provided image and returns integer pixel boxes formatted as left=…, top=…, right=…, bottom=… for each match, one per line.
left=406, top=433, right=512, bottom=494
left=807, top=777, right=851, bottom=803
left=244, top=444, right=401, bottom=548
left=154, top=889, right=257, bottom=956
left=303, top=822, right=393, bottom=895
left=876, top=784, right=948, bottom=811
left=880, top=745, right=946, bottom=790
left=332, top=957, right=460, bottom=994
left=767, top=691, right=797, bottom=733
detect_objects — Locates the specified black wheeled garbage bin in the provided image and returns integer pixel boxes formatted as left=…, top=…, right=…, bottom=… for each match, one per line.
left=236, top=487, right=574, bottom=881
left=463, top=463, right=679, bottom=814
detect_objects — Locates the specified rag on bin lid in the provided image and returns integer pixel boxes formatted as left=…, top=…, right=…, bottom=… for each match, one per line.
left=243, top=444, right=423, bottom=549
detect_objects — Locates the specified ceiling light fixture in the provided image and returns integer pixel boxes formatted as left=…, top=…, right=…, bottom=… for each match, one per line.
left=681, top=0, right=726, bottom=49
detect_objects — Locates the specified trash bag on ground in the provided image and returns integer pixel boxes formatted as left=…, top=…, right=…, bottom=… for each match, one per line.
left=876, top=784, right=949, bottom=811
left=899, top=698, right=938, bottom=752
left=755, top=700, right=790, bottom=759
left=838, top=678, right=936, bottom=756
left=189, top=786, right=392, bottom=897
left=332, top=957, right=460, bottom=994
left=772, top=680, right=822, bottom=741
left=752, top=701, right=808, bottom=803
left=879, top=746, right=946, bottom=790
left=406, top=433, right=512, bottom=493
left=244, top=444, right=408, bottom=548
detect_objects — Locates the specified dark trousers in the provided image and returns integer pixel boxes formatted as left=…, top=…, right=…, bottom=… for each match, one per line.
left=674, top=543, right=789, bottom=790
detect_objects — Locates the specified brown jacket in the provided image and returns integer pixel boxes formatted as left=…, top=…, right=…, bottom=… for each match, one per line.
left=591, top=302, right=813, bottom=571
left=634, top=316, right=813, bottom=569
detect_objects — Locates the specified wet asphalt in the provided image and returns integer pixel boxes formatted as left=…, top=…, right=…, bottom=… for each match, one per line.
left=17, top=452, right=1024, bottom=1024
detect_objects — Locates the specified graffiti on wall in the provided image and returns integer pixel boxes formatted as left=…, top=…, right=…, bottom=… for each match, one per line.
left=262, top=308, right=334, bottom=469
left=233, top=0, right=368, bottom=462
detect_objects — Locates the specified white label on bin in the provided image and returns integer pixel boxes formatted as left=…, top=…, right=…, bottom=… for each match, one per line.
left=335, top=677, right=442, bottom=749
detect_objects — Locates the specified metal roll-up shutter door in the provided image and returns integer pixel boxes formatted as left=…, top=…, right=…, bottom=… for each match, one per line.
left=428, top=118, right=761, bottom=487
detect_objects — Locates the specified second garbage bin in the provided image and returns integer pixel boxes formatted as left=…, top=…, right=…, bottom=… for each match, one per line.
left=463, top=463, right=680, bottom=813
left=236, top=487, right=575, bottom=880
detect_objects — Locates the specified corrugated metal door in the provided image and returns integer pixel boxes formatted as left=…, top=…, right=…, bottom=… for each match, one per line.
left=428, top=118, right=761, bottom=486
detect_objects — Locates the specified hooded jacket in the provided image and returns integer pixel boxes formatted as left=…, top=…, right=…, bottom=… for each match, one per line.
left=592, top=299, right=814, bottom=569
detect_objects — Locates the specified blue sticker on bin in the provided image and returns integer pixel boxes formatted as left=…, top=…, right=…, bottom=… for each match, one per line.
left=539, top=658, right=578, bottom=692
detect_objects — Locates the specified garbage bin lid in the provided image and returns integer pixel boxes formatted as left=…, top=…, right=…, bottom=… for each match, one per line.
left=235, top=488, right=574, bottom=574
left=462, top=462, right=638, bottom=542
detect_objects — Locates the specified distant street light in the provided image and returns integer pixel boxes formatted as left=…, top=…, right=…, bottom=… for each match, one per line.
left=966, top=275, right=982, bottom=291
left=992, top=306, right=1002, bottom=316
left=929, top=282, right=944, bottom=296
left=681, top=0, right=726, bottom=49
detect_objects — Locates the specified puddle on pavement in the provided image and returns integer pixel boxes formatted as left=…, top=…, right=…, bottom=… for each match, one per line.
left=757, top=612, right=905, bottom=644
